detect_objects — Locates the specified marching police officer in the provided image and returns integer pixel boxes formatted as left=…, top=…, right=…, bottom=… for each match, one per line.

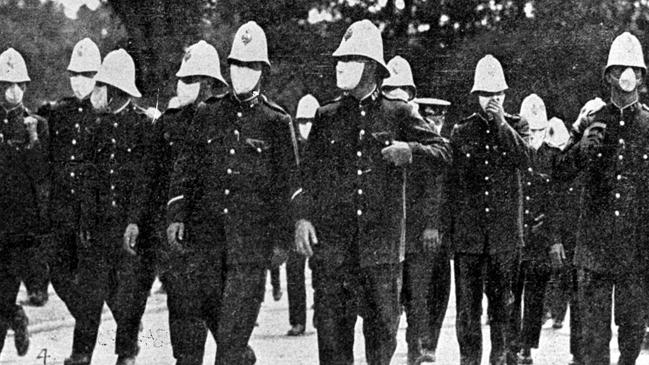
left=62, top=49, right=157, bottom=365
left=509, top=94, right=565, bottom=364
left=38, top=38, right=101, bottom=327
left=0, top=47, right=49, bottom=358
left=294, top=20, right=451, bottom=365
left=156, top=40, right=231, bottom=365
left=442, top=55, right=530, bottom=365
left=166, top=21, right=298, bottom=364
left=285, top=94, right=320, bottom=337
left=554, top=32, right=649, bottom=365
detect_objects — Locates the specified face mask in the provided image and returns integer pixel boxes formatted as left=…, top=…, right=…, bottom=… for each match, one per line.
left=90, top=85, right=109, bottom=112
left=618, top=67, right=638, bottom=92
left=336, top=60, right=365, bottom=90
left=4, top=83, right=24, bottom=106
left=383, top=88, right=410, bottom=101
left=176, top=80, right=201, bottom=107
left=478, top=94, right=505, bottom=113
left=230, top=64, right=261, bottom=95
left=425, top=116, right=444, bottom=134
left=530, top=129, right=546, bottom=150
left=298, top=122, right=313, bottom=140
left=70, top=75, right=95, bottom=100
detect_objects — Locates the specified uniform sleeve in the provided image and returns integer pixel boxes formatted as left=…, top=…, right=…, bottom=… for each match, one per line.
left=166, top=105, right=207, bottom=223
left=552, top=134, right=586, bottom=182
left=440, top=127, right=460, bottom=245
left=493, top=116, right=531, bottom=170
left=24, top=116, right=50, bottom=234
left=292, top=110, right=324, bottom=223
left=270, top=113, right=299, bottom=250
left=400, top=107, right=452, bottom=169
left=127, top=117, right=157, bottom=226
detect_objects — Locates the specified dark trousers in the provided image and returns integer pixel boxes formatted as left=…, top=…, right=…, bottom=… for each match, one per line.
left=578, top=267, right=647, bottom=365
left=69, top=229, right=156, bottom=358
left=162, top=248, right=266, bottom=365
left=286, top=251, right=307, bottom=327
left=313, top=261, right=402, bottom=365
left=510, top=259, right=550, bottom=350
left=19, top=244, right=49, bottom=296
left=402, top=248, right=451, bottom=353
left=546, top=264, right=582, bottom=358
left=0, top=245, right=28, bottom=355
left=454, top=252, right=518, bottom=365
left=49, top=230, right=82, bottom=317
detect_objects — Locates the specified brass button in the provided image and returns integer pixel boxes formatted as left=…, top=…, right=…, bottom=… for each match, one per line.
left=224, top=189, right=230, bottom=195
left=236, top=112, right=243, bottom=118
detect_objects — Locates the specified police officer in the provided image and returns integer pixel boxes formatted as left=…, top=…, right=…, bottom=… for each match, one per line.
left=166, top=21, right=297, bottom=365
left=415, top=97, right=451, bottom=134
left=285, top=94, right=319, bottom=337
left=442, top=55, right=530, bottom=365
left=554, top=32, right=649, bottom=365
left=38, top=38, right=101, bottom=326
left=0, top=47, right=49, bottom=358
left=156, top=40, right=232, bottom=365
left=509, top=94, right=565, bottom=364
left=294, top=20, right=451, bottom=365
left=62, top=49, right=157, bottom=365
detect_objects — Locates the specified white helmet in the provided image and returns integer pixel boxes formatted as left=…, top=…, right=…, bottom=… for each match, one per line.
left=176, top=40, right=228, bottom=86
left=95, top=49, right=141, bottom=98
left=296, top=94, right=319, bottom=119
left=605, top=32, right=646, bottom=73
left=519, top=93, right=548, bottom=130
left=471, top=54, right=508, bottom=94
left=414, top=97, right=451, bottom=107
left=546, top=117, right=570, bottom=150
left=228, top=21, right=270, bottom=67
left=67, top=38, right=101, bottom=73
left=382, top=56, right=416, bottom=99
left=0, top=48, right=30, bottom=83
left=333, top=19, right=389, bottom=78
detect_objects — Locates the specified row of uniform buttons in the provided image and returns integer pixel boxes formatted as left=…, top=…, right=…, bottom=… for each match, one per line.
left=356, top=106, right=368, bottom=217
left=222, top=125, right=241, bottom=215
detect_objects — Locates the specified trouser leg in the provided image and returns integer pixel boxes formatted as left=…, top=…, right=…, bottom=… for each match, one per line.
left=578, top=268, right=612, bottom=365
left=614, top=271, right=647, bottom=365
left=520, top=260, right=551, bottom=349
left=568, top=265, right=582, bottom=359
left=360, top=264, right=401, bottom=365
left=484, top=252, right=517, bottom=365
left=312, top=261, right=357, bottom=365
left=0, top=249, right=21, bottom=356
left=286, top=251, right=306, bottom=327
left=426, top=247, right=451, bottom=351
left=454, top=253, right=486, bottom=365
left=215, top=264, right=266, bottom=365
left=402, top=254, right=432, bottom=357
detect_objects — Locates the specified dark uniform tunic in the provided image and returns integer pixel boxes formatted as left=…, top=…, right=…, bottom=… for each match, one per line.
left=167, top=93, right=297, bottom=365
left=555, top=101, right=649, bottom=365
left=69, top=102, right=157, bottom=359
left=0, top=105, right=48, bottom=354
left=294, top=90, right=451, bottom=365
left=443, top=111, right=530, bottom=365
left=38, top=97, right=96, bottom=310
left=510, top=142, right=562, bottom=351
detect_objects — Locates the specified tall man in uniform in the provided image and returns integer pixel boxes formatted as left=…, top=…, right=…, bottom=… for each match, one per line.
left=442, top=55, right=530, bottom=365
left=510, top=94, right=565, bottom=364
left=38, top=38, right=101, bottom=330
left=166, top=21, right=297, bottom=365
left=0, top=47, right=49, bottom=358
left=554, top=32, right=649, bottom=365
left=62, top=49, right=157, bottom=365
left=294, top=19, right=451, bottom=365
left=156, top=40, right=232, bottom=365
left=285, top=94, right=320, bottom=337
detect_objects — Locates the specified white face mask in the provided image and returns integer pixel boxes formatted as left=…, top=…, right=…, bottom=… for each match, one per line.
left=90, top=85, right=109, bottom=112
left=383, top=88, right=410, bottom=101
left=530, top=129, right=546, bottom=150
left=478, top=94, right=505, bottom=113
left=618, top=67, right=638, bottom=92
left=298, top=122, right=313, bottom=140
left=70, top=75, right=96, bottom=100
left=176, top=80, right=201, bottom=107
left=4, top=83, right=24, bottom=106
left=336, top=60, right=365, bottom=90
left=230, top=64, right=261, bottom=95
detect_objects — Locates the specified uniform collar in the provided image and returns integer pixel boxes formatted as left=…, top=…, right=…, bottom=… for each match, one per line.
left=609, top=99, right=640, bottom=113
left=1, top=103, right=24, bottom=116
left=232, top=89, right=261, bottom=108
left=343, top=87, right=380, bottom=107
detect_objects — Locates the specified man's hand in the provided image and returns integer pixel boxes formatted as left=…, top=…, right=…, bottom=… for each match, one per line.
left=123, top=223, right=139, bottom=256
left=381, top=141, right=412, bottom=166
left=549, top=243, right=567, bottom=269
left=486, top=98, right=506, bottom=125
left=580, top=122, right=607, bottom=156
left=270, top=247, right=289, bottom=268
left=167, top=222, right=185, bottom=252
left=422, top=228, right=442, bottom=253
left=24, top=116, right=38, bottom=144
left=573, top=97, right=606, bottom=133
left=295, top=219, right=317, bottom=257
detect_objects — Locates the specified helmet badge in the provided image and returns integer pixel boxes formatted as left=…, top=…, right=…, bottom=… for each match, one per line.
left=242, top=29, right=252, bottom=45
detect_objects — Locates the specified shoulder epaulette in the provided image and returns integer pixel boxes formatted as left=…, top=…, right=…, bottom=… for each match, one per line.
left=458, top=113, right=481, bottom=125
left=205, top=93, right=228, bottom=104
left=642, top=103, right=649, bottom=112
left=504, top=112, right=521, bottom=121
left=260, top=94, right=289, bottom=116
left=321, top=95, right=343, bottom=107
